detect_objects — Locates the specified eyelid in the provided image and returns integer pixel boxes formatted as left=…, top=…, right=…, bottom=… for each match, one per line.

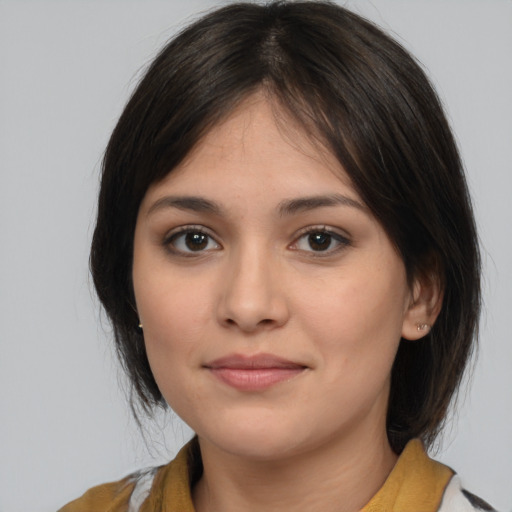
left=160, top=224, right=350, bottom=257
left=289, top=225, right=351, bottom=255
left=162, top=225, right=221, bottom=255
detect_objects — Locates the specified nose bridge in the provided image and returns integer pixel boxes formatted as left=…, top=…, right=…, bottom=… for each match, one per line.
left=218, top=237, right=288, bottom=331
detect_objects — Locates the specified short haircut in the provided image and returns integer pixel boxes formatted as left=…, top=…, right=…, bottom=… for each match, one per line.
left=90, top=1, right=481, bottom=453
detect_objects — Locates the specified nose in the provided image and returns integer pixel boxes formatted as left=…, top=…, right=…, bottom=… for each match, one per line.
left=217, top=243, right=290, bottom=333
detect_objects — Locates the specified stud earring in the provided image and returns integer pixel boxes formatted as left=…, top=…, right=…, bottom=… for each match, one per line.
left=136, top=321, right=143, bottom=334
left=416, top=323, right=430, bottom=332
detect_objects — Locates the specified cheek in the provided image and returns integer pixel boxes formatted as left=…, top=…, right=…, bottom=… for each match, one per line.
left=133, top=239, right=214, bottom=336
left=297, top=272, right=405, bottom=342
left=133, top=269, right=230, bottom=412
left=137, top=278, right=212, bottom=358
left=294, top=264, right=407, bottom=381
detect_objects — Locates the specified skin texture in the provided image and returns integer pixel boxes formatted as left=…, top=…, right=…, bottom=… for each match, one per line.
left=132, top=94, right=440, bottom=512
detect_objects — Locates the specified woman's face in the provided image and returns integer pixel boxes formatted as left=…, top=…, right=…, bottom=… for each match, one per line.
left=133, top=95, right=424, bottom=460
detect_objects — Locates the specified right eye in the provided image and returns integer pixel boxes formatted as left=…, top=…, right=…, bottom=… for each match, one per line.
left=165, top=228, right=221, bottom=254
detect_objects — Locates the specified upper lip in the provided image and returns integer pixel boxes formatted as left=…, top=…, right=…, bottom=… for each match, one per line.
left=204, top=353, right=307, bottom=370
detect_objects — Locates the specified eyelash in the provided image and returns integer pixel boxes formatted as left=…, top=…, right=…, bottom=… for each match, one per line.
left=163, top=225, right=221, bottom=256
left=290, top=226, right=351, bottom=256
left=162, top=225, right=351, bottom=257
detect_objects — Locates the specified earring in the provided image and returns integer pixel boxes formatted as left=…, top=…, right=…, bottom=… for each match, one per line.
left=135, top=321, right=143, bottom=334
left=416, top=323, right=430, bottom=332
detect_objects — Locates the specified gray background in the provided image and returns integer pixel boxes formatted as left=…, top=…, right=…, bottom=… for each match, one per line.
left=1, top=1, right=511, bottom=511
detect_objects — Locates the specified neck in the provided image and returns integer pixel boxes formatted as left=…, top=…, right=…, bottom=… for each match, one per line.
left=192, top=425, right=397, bottom=512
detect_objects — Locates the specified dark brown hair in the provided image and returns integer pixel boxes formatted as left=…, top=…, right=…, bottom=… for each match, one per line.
left=90, top=1, right=480, bottom=453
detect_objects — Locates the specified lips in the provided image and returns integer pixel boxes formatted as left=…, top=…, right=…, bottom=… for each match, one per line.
left=204, top=354, right=307, bottom=391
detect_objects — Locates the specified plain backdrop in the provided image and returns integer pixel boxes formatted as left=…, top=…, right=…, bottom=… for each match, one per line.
left=1, top=1, right=511, bottom=511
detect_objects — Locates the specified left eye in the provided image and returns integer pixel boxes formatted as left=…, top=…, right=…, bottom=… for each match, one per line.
left=294, top=230, right=349, bottom=253
left=166, top=230, right=220, bottom=253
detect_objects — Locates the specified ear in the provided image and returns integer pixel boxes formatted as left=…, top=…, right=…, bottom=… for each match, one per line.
left=401, top=272, right=443, bottom=341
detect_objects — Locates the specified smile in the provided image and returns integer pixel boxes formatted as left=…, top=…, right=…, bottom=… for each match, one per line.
left=204, top=354, right=308, bottom=392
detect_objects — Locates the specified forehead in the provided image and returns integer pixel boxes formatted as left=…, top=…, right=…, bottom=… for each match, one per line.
left=147, top=93, right=355, bottom=200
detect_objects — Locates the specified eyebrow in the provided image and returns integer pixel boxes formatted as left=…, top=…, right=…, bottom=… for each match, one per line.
left=146, top=193, right=365, bottom=217
left=147, top=196, right=223, bottom=216
left=277, top=194, right=365, bottom=216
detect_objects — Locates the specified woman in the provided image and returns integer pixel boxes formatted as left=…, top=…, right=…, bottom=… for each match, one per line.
left=60, top=1, right=494, bottom=510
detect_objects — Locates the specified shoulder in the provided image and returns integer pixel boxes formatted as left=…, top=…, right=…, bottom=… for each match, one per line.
left=58, top=440, right=198, bottom=512
left=439, top=475, right=497, bottom=512
left=57, top=466, right=160, bottom=512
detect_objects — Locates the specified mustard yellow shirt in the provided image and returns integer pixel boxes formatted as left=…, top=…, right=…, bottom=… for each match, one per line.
left=59, top=438, right=491, bottom=512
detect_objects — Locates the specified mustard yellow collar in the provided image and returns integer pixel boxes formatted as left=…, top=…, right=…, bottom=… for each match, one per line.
left=156, top=438, right=453, bottom=512
left=362, top=439, right=453, bottom=512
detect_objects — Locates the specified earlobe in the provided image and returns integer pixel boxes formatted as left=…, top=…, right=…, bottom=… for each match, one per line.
left=401, top=273, right=443, bottom=341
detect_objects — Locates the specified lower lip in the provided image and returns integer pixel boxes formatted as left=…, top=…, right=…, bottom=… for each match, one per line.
left=209, top=367, right=305, bottom=391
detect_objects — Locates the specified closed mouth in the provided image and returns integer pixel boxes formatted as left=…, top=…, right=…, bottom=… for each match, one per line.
left=204, top=353, right=308, bottom=391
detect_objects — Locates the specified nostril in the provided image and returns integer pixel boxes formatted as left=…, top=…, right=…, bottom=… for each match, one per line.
left=224, top=317, right=274, bottom=328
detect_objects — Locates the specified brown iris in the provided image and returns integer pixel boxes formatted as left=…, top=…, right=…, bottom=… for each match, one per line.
left=308, top=232, right=332, bottom=251
left=185, top=232, right=209, bottom=251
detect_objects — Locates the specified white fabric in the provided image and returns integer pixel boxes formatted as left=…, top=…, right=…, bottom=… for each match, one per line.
left=124, top=465, right=495, bottom=512
left=439, top=475, right=495, bottom=512
left=127, top=468, right=158, bottom=512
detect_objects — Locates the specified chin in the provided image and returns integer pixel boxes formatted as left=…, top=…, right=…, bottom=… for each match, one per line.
left=213, top=433, right=304, bottom=461
left=194, top=410, right=323, bottom=462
